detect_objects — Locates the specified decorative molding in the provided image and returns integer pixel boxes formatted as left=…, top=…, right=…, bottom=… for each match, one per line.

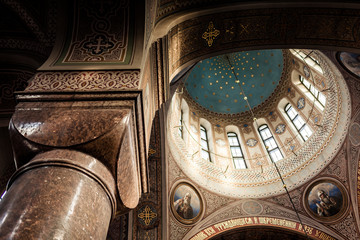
left=133, top=112, right=162, bottom=239
left=330, top=213, right=359, bottom=240
left=168, top=8, right=360, bottom=77
left=182, top=199, right=345, bottom=240
left=26, top=71, right=140, bottom=91
left=55, top=0, right=134, bottom=65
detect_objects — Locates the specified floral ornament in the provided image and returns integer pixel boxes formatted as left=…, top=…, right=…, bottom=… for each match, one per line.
left=303, top=65, right=310, bottom=78
left=297, top=97, right=305, bottom=109
left=275, top=124, right=286, bottom=134
left=137, top=204, right=158, bottom=227
left=250, top=153, right=268, bottom=168
left=284, top=138, right=299, bottom=154
left=202, top=21, right=220, bottom=47
left=246, top=138, right=258, bottom=147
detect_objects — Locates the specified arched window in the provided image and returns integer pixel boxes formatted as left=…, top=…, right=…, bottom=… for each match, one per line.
left=291, top=49, right=323, bottom=73
left=227, top=132, right=247, bottom=169
left=299, top=75, right=326, bottom=107
left=179, top=110, right=183, bottom=139
left=258, top=124, right=283, bottom=162
left=200, top=125, right=211, bottom=162
left=285, top=103, right=313, bottom=141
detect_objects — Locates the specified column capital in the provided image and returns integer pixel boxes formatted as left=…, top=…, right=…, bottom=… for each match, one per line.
left=10, top=91, right=147, bottom=214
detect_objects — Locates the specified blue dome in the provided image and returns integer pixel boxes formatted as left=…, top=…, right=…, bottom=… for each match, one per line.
left=185, top=50, right=284, bottom=114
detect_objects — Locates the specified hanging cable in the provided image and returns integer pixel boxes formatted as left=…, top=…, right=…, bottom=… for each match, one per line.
left=225, top=52, right=310, bottom=240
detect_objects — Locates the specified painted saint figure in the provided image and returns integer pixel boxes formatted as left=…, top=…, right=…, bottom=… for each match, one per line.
left=174, top=192, right=194, bottom=219
left=315, top=190, right=337, bottom=217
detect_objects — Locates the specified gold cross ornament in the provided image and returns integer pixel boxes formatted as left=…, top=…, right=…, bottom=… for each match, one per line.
left=138, top=206, right=157, bottom=225
left=202, top=21, right=220, bottom=47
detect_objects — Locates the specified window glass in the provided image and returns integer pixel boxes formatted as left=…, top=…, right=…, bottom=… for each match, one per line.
left=285, top=103, right=313, bottom=141
left=258, top=125, right=283, bottom=162
left=179, top=110, right=183, bottom=138
left=291, top=49, right=323, bottom=74
left=200, top=125, right=211, bottom=162
left=299, top=75, right=326, bottom=107
left=227, top=132, right=247, bottom=169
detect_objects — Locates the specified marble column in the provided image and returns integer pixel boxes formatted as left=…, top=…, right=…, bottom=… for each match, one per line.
left=0, top=91, right=147, bottom=239
left=0, top=150, right=116, bottom=240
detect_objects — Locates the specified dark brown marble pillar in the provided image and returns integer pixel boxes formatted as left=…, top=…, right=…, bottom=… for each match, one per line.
left=1, top=91, right=147, bottom=238
left=0, top=150, right=116, bottom=240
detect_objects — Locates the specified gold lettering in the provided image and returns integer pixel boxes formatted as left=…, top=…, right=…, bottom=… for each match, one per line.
left=190, top=232, right=208, bottom=240
left=259, top=217, right=266, bottom=224
left=214, top=223, right=223, bottom=231
left=204, top=227, right=215, bottom=236
left=305, top=226, right=313, bottom=235
left=192, top=218, right=336, bottom=240
left=245, top=217, right=253, bottom=224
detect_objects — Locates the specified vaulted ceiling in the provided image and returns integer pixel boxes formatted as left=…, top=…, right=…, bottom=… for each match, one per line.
left=185, top=50, right=283, bottom=114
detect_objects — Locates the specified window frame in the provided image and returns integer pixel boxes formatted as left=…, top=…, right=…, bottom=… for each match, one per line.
left=258, top=124, right=283, bottom=162
left=179, top=110, right=183, bottom=139
left=285, top=103, right=313, bottom=141
left=299, top=75, right=326, bottom=107
left=291, top=49, right=323, bottom=74
left=227, top=132, right=247, bottom=169
left=200, top=125, right=211, bottom=162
